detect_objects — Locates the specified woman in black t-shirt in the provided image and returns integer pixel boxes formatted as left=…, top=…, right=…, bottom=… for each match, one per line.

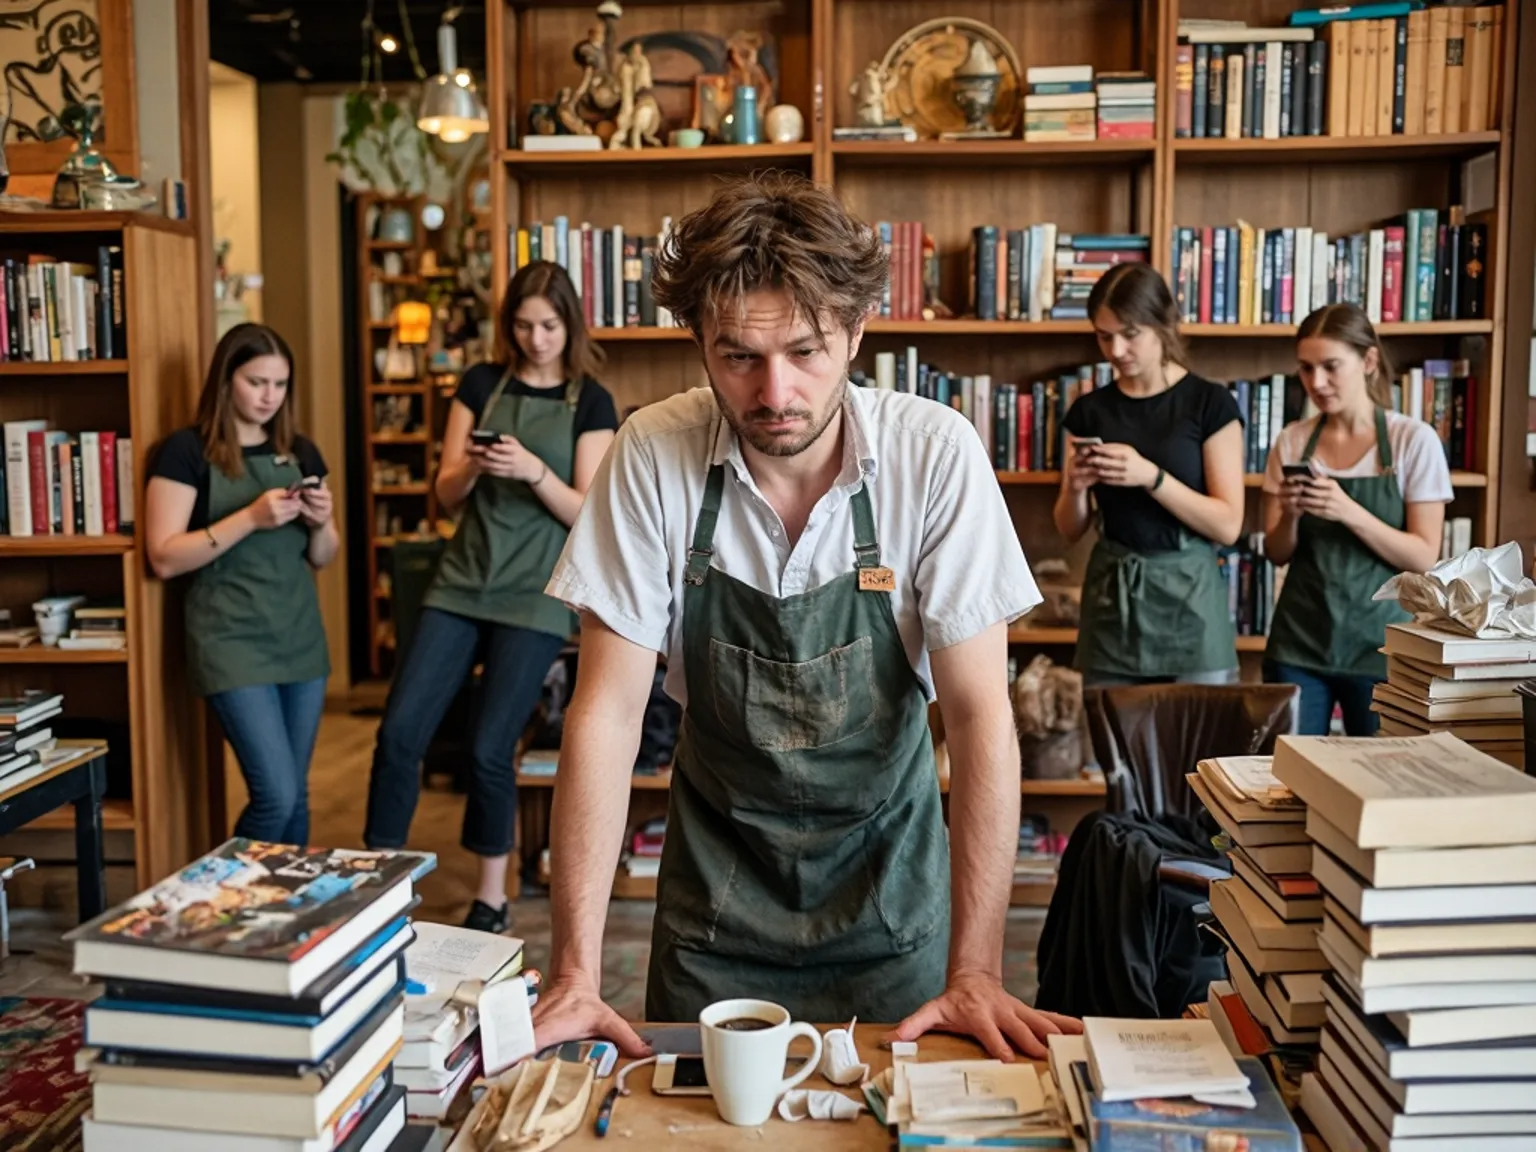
left=144, top=323, right=336, bottom=844
left=364, top=262, right=619, bottom=934
left=1053, top=263, right=1246, bottom=686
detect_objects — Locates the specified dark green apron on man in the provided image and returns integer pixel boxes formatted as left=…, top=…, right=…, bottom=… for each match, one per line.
left=1075, top=530, right=1236, bottom=679
left=646, top=463, right=951, bottom=1023
left=425, top=370, right=578, bottom=637
left=185, top=451, right=329, bottom=697
left=1266, top=408, right=1407, bottom=678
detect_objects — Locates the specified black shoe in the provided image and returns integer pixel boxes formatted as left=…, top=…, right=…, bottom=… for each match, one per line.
left=462, top=899, right=510, bottom=934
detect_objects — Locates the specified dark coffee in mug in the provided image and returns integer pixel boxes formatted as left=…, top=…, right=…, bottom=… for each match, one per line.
left=715, top=1016, right=773, bottom=1032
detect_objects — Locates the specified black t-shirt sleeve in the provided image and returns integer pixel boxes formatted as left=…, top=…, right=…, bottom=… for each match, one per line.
left=292, top=435, right=329, bottom=479
left=1062, top=392, right=1093, bottom=438
left=453, top=363, right=506, bottom=422
left=575, top=380, right=620, bottom=438
left=148, top=427, right=210, bottom=489
left=1197, top=378, right=1244, bottom=440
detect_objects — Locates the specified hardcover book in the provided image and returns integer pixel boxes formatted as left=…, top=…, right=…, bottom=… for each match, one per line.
left=67, top=839, right=435, bottom=995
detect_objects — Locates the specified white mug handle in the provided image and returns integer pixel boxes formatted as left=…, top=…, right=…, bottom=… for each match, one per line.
left=779, top=1022, right=824, bottom=1095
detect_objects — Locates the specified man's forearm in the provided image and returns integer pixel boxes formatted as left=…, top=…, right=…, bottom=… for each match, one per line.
left=548, top=696, right=642, bottom=981
left=945, top=706, right=1021, bottom=980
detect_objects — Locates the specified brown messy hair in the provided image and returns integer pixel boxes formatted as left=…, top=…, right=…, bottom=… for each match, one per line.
left=499, top=260, right=605, bottom=387
left=1297, top=302, right=1395, bottom=408
left=1087, top=262, right=1190, bottom=369
left=651, top=172, right=886, bottom=340
left=196, top=322, right=295, bottom=478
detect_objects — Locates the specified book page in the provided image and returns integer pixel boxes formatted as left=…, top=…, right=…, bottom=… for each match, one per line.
left=1283, top=733, right=1536, bottom=801
left=1084, top=1018, right=1246, bottom=1099
left=1206, top=756, right=1301, bottom=809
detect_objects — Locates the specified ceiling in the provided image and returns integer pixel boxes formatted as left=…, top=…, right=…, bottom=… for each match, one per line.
left=208, top=1, right=487, bottom=85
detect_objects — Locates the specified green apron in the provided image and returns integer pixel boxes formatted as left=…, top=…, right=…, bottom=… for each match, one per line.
left=645, top=464, right=950, bottom=1023
left=1075, top=531, right=1236, bottom=679
left=186, top=451, right=330, bottom=697
left=424, top=370, right=578, bottom=637
left=1266, top=407, right=1407, bottom=678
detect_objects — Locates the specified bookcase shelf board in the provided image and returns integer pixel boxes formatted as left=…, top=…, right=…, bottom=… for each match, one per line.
left=830, top=139, right=1158, bottom=165
left=865, top=320, right=1096, bottom=336
left=1173, top=130, right=1501, bottom=162
left=1183, top=321, right=1496, bottom=337
left=0, top=648, right=130, bottom=665
left=0, top=535, right=135, bottom=556
left=0, top=212, right=194, bottom=238
left=0, top=360, right=130, bottom=377
left=503, top=143, right=815, bottom=170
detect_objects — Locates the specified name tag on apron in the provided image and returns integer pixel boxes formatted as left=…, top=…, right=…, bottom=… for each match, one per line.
left=858, top=567, right=895, bottom=593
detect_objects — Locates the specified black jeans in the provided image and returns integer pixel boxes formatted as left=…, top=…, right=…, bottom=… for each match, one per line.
left=365, top=607, right=565, bottom=856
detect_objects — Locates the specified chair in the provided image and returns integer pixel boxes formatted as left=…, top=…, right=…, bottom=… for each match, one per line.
left=1086, top=684, right=1301, bottom=821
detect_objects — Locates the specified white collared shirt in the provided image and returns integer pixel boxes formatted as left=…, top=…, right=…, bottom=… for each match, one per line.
left=546, top=384, right=1041, bottom=705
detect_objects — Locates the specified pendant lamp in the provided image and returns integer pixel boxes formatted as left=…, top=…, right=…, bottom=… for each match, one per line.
left=417, top=10, right=488, bottom=143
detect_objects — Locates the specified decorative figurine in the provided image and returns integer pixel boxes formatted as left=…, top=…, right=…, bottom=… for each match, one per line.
left=610, top=43, right=662, bottom=149
left=725, top=31, right=774, bottom=112
left=950, top=37, right=1005, bottom=137
left=849, top=62, right=896, bottom=127
left=764, top=103, right=804, bottom=143
left=39, top=98, right=117, bottom=209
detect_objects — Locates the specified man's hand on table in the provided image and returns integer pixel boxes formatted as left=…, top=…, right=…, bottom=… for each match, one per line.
left=532, top=972, right=653, bottom=1058
left=881, top=971, right=1083, bottom=1061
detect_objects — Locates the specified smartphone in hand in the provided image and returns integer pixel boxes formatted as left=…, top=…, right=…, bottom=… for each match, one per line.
left=1281, top=462, right=1318, bottom=482
left=1072, top=436, right=1104, bottom=455
left=470, top=430, right=503, bottom=448
left=285, top=475, right=322, bottom=497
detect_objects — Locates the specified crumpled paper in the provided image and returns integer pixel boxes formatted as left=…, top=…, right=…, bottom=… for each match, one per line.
left=819, top=1017, right=869, bottom=1085
left=777, top=1090, right=866, bottom=1122
left=1373, top=542, right=1536, bottom=640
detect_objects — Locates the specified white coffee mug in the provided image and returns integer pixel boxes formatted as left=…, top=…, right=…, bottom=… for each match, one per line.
left=699, top=998, right=823, bottom=1126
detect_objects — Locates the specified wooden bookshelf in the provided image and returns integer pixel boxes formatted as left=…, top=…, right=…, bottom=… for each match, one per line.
left=483, top=0, right=1523, bottom=892
left=0, top=214, right=205, bottom=887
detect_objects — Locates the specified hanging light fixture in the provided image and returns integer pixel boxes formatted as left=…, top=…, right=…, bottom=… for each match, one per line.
left=417, top=6, right=487, bottom=143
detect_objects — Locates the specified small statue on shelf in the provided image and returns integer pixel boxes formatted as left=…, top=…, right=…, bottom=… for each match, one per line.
left=849, top=61, right=896, bottom=127
left=610, top=43, right=663, bottom=149
left=726, top=31, right=773, bottom=111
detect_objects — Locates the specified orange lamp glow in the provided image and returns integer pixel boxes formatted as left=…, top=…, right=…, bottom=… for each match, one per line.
left=393, top=300, right=433, bottom=346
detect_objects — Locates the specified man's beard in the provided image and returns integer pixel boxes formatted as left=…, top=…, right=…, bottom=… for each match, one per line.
left=710, top=373, right=847, bottom=458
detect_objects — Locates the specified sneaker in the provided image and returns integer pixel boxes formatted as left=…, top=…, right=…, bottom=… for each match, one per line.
left=462, top=899, right=510, bottom=934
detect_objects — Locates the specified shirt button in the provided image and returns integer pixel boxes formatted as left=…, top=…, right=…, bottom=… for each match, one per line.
left=770, top=527, right=781, bottom=539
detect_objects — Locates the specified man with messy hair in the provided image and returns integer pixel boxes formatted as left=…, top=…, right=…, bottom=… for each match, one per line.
left=535, top=173, right=1079, bottom=1059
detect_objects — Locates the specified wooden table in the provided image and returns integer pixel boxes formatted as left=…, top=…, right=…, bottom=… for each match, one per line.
left=543, top=1025, right=1027, bottom=1150
left=0, top=740, right=109, bottom=920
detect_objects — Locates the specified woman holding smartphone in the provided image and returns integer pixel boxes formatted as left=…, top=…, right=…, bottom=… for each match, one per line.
left=1054, top=262, right=1246, bottom=686
left=1262, top=304, right=1450, bottom=735
left=365, top=261, right=618, bottom=932
left=144, top=323, right=337, bottom=844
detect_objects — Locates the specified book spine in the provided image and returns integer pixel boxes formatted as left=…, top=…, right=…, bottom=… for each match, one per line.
left=1442, top=5, right=1465, bottom=133
left=639, top=239, right=657, bottom=327
left=622, top=237, right=641, bottom=326
left=1404, top=9, right=1429, bottom=134
left=1175, top=43, right=1194, bottom=138
left=1458, top=222, right=1487, bottom=320
left=1006, top=229, right=1024, bottom=321
left=1207, top=45, right=1226, bottom=138
left=1213, top=228, right=1228, bottom=325
left=1306, top=41, right=1325, bottom=136
left=58, top=442, right=74, bottom=536
left=1376, top=19, right=1397, bottom=134
left=1325, top=26, right=1348, bottom=136
left=1401, top=210, right=1421, bottom=322
left=973, top=226, right=999, bottom=322
left=1415, top=210, right=1438, bottom=319
left=1381, top=225, right=1405, bottom=322
left=1424, top=6, right=1449, bottom=132
left=1392, top=16, right=1408, bottom=133
left=27, top=430, right=48, bottom=536
left=1280, top=229, right=1295, bottom=323
left=1278, top=44, right=1293, bottom=136
left=1225, top=53, right=1245, bottom=137
left=1192, top=45, right=1209, bottom=138
left=1263, top=41, right=1282, bottom=138
left=116, top=438, right=134, bottom=533
left=71, top=449, right=84, bottom=533
left=1243, top=44, right=1259, bottom=137
left=878, top=222, right=893, bottom=318
left=98, top=430, right=118, bottom=535
left=1462, top=5, right=1493, bottom=132
left=1288, top=42, right=1306, bottom=136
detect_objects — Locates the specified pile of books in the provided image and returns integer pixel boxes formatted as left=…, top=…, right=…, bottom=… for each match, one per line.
left=1050, top=234, right=1151, bottom=321
left=871, top=1043, right=1071, bottom=1146
left=1273, top=732, right=1536, bottom=1149
left=0, top=689, right=62, bottom=786
left=1190, top=755, right=1326, bottom=1051
left=622, top=816, right=665, bottom=882
left=399, top=923, right=524, bottom=1122
left=1095, top=73, right=1156, bottom=139
left=1047, top=1018, right=1302, bottom=1149
left=1373, top=621, right=1535, bottom=771
left=69, top=839, right=434, bottom=1152
left=1023, top=65, right=1095, bottom=142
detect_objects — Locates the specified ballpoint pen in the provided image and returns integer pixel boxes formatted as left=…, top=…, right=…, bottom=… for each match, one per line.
left=595, top=1055, right=656, bottom=1137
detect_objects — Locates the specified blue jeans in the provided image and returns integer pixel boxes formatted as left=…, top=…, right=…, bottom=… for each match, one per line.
left=206, top=677, right=328, bottom=844
left=365, top=608, right=565, bottom=857
left=1264, top=661, right=1379, bottom=736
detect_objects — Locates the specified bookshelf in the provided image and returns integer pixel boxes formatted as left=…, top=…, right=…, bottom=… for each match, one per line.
left=0, top=212, right=206, bottom=889
left=482, top=0, right=1521, bottom=895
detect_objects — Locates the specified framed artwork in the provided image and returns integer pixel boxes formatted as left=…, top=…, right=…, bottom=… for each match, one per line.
left=0, top=0, right=138, bottom=179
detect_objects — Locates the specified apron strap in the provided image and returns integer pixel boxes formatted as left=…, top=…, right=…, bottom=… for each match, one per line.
left=477, top=366, right=518, bottom=430
left=1300, top=413, right=1327, bottom=462
left=1374, top=406, right=1394, bottom=470
left=684, top=464, right=726, bottom=586
left=850, top=482, right=881, bottom=570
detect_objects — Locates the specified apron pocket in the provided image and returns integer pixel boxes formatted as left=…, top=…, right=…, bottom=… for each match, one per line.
left=710, top=636, right=875, bottom=753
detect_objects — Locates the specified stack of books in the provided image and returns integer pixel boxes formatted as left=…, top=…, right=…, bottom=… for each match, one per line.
left=1023, top=65, right=1095, bottom=141
left=872, top=1044, right=1071, bottom=1146
left=1047, top=1018, right=1302, bottom=1149
left=399, top=923, right=524, bottom=1122
left=1273, top=732, right=1536, bottom=1149
left=1095, top=72, right=1157, bottom=139
left=1190, top=756, right=1327, bottom=1050
left=69, top=839, right=435, bottom=1152
left=0, top=689, right=62, bottom=785
left=1374, top=622, right=1536, bottom=771
left=1050, top=234, right=1152, bottom=320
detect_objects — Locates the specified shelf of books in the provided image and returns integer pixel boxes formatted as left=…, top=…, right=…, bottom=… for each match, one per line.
left=484, top=0, right=1520, bottom=902
left=0, top=213, right=205, bottom=887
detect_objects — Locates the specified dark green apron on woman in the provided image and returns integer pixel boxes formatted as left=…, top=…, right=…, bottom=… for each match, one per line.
left=185, top=452, right=330, bottom=697
left=425, top=370, right=578, bottom=638
left=1075, top=532, right=1236, bottom=679
left=645, top=464, right=951, bottom=1023
left=1266, top=408, right=1407, bottom=678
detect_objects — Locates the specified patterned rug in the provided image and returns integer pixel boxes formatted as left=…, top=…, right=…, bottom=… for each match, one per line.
left=0, top=998, right=88, bottom=1152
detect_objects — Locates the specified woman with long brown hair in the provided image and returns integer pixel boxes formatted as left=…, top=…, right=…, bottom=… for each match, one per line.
left=1263, top=303, right=1450, bottom=734
left=1054, top=262, right=1246, bottom=686
left=144, top=322, right=337, bottom=843
left=364, top=261, right=618, bottom=932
